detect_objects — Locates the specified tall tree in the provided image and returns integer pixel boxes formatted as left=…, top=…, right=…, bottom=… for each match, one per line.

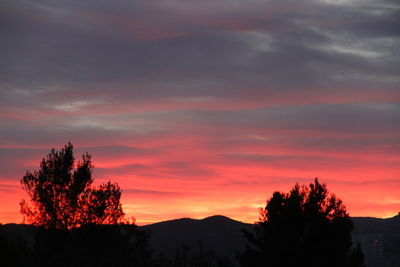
left=20, top=143, right=125, bottom=229
left=238, top=178, right=365, bottom=267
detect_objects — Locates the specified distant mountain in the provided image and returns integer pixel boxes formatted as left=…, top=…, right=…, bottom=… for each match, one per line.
left=1, top=214, right=399, bottom=267
left=352, top=214, right=400, bottom=267
left=142, top=214, right=400, bottom=267
left=141, top=215, right=252, bottom=261
left=0, top=223, right=36, bottom=248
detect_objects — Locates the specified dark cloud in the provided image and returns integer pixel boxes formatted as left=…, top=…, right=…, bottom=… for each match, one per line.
left=161, top=103, right=400, bottom=136
left=0, top=0, right=399, bottom=222
left=94, top=163, right=151, bottom=177
left=155, top=161, right=217, bottom=178
left=123, top=188, right=181, bottom=196
left=0, top=0, right=398, bottom=106
left=218, top=153, right=399, bottom=170
left=0, top=184, right=19, bottom=193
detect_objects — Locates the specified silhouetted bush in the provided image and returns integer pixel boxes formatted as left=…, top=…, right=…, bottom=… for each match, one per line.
left=152, top=243, right=234, bottom=267
left=0, top=233, right=32, bottom=267
left=238, top=178, right=366, bottom=267
left=32, top=224, right=152, bottom=267
left=20, top=143, right=124, bottom=229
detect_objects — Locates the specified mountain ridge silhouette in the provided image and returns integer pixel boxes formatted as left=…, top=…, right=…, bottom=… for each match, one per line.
left=1, top=214, right=399, bottom=266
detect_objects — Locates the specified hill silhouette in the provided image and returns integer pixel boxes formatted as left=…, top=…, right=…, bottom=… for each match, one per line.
left=1, top=214, right=399, bottom=266
left=143, top=215, right=399, bottom=267
left=143, top=215, right=253, bottom=261
left=352, top=214, right=400, bottom=267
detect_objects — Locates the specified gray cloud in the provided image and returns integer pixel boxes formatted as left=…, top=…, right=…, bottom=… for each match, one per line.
left=0, top=0, right=399, bottom=218
left=123, top=188, right=181, bottom=196
left=0, top=0, right=398, bottom=109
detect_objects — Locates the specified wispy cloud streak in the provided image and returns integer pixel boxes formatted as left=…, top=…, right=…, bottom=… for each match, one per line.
left=0, top=0, right=399, bottom=224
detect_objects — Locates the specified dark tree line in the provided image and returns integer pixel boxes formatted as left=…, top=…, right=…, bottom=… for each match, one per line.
left=20, top=143, right=124, bottom=229
left=238, top=179, right=365, bottom=267
left=1, top=228, right=232, bottom=267
left=2, top=143, right=152, bottom=267
left=1, top=143, right=365, bottom=267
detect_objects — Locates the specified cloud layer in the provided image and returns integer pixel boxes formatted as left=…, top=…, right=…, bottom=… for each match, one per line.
left=0, top=0, right=399, bottom=224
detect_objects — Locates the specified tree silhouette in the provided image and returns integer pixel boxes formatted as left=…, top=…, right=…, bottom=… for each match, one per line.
left=32, top=224, right=152, bottom=267
left=238, top=178, right=365, bottom=267
left=152, top=243, right=234, bottom=267
left=17, top=143, right=153, bottom=267
left=0, top=233, right=32, bottom=267
left=20, top=142, right=125, bottom=229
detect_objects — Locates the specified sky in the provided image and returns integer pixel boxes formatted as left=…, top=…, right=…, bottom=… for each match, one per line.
left=0, top=0, right=399, bottom=225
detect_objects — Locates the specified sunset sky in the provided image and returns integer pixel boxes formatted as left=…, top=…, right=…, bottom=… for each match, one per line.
left=0, top=0, right=399, bottom=225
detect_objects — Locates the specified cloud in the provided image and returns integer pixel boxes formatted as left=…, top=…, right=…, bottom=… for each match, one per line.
left=123, top=188, right=181, bottom=196
left=0, top=184, right=19, bottom=193
left=0, top=0, right=399, bottom=223
left=1, top=0, right=398, bottom=101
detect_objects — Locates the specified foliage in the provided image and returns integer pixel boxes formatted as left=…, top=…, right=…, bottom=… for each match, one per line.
left=0, top=233, right=32, bottom=267
left=17, top=143, right=153, bottom=266
left=32, top=224, right=152, bottom=267
left=238, top=178, right=365, bottom=267
left=152, top=244, right=234, bottom=267
left=20, top=143, right=124, bottom=229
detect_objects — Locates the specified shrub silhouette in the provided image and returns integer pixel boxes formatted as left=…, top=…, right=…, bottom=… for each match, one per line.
left=20, top=142, right=124, bottom=229
left=0, top=233, right=32, bottom=267
left=152, top=243, right=234, bottom=267
left=18, top=143, right=152, bottom=266
left=32, top=224, right=152, bottom=267
left=238, top=178, right=365, bottom=267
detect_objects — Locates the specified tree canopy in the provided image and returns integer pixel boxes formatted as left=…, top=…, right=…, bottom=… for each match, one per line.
left=20, top=143, right=125, bottom=229
left=238, top=178, right=365, bottom=267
